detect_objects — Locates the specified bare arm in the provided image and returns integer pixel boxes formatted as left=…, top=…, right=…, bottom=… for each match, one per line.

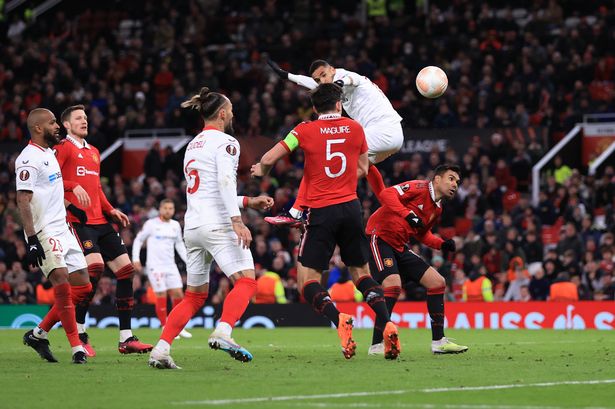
left=16, top=191, right=36, bottom=236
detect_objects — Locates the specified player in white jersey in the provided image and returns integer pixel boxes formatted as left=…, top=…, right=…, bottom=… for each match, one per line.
left=149, top=87, right=273, bottom=369
left=267, top=59, right=403, bottom=226
left=16, top=108, right=90, bottom=364
left=133, top=199, right=191, bottom=338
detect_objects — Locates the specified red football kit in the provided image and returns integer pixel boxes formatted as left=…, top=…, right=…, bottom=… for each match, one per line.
left=366, top=180, right=444, bottom=252
left=279, top=114, right=368, bottom=209
left=54, top=135, right=114, bottom=225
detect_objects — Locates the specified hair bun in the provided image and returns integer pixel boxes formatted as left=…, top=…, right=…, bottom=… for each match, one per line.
left=199, top=87, right=210, bottom=99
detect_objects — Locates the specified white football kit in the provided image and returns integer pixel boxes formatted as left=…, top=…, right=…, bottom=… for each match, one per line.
left=183, top=127, right=253, bottom=286
left=288, top=68, right=404, bottom=163
left=15, top=142, right=87, bottom=276
left=132, top=217, right=187, bottom=292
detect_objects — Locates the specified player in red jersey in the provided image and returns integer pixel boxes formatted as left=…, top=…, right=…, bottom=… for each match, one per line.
left=252, top=83, right=400, bottom=360
left=50, top=105, right=152, bottom=355
left=365, top=164, right=468, bottom=355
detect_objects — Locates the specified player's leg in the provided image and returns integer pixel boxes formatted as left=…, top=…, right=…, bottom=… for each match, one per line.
left=102, top=224, right=152, bottom=353
left=207, top=228, right=257, bottom=362
left=265, top=178, right=306, bottom=227
left=150, top=230, right=209, bottom=369
left=147, top=268, right=168, bottom=326
left=167, top=270, right=192, bottom=339
left=367, top=235, right=402, bottom=354
left=337, top=200, right=400, bottom=359
left=420, top=267, right=468, bottom=354
left=71, top=224, right=104, bottom=352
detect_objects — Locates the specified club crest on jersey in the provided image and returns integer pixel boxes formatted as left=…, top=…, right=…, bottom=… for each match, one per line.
left=92, top=154, right=99, bottom=164
left=19, top=170, right=30, bottom=181
left=226, top=144, right=237, bottom=156
left=384, top=258, right=394, bottom=268
left=83, top=240, right=93, bottom=249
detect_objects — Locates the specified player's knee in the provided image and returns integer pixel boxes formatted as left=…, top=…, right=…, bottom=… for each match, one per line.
left=114, top=264, right=135, bottom=280
left=425, top=269, right=446, bottom=290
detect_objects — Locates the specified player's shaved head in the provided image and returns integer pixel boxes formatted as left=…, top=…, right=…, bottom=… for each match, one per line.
left=26, top=108, right=53, bottom=133
left=309, top=60, right=330, bottom=75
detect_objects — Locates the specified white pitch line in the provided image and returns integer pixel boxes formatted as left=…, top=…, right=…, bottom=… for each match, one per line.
left=174, top=379, right=615, bottom=406
left=421, top=379, right=615, bottom=393
left=176, top=391, right=407, bottom=406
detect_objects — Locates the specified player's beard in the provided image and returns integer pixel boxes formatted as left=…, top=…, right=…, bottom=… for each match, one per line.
left=224, top=120, right=235, bottom=136
left=43, top=129, right=60, bottom=147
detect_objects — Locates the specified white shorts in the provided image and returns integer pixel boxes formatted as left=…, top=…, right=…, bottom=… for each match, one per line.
left=364, top=121, right=404, bottom=164
left=39, top=227, right=87, bottom=277
left=146, top=265, right=183, bottom=293
left=184, top=225, right=254, bottom=287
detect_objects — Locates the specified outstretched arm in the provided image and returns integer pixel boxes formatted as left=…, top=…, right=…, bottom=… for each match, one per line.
left=267, top=59, right=317, bottom=90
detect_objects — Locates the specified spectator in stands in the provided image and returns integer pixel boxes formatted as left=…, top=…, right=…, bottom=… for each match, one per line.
left=529, top=267, right=550, bottom=301
left=462, top=268, right=493, bottom=302
left=549, top=272, right=579, bottom=301
left=556, top=223, right=585, bottom=262
left=504, top=265, right=531, bottom=301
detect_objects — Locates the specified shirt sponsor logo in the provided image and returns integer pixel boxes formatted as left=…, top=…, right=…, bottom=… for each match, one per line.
left=48, top=172, right=62, bottom=183
left=226, top=144, right=237, bottom=156
left=320, top=125, right=350, bottom=135
left=76, top=166, right=99, bottom=176
left=19, top=170, right=30, bottom=181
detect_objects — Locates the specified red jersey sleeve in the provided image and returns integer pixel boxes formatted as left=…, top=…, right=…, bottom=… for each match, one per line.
left=54, top=141, right=79, bottom=192
left=378, top=181, right=422, bottom=217
left=98, top=182, right=113, bottom=214
left=416, top=230, right=444, bottom=249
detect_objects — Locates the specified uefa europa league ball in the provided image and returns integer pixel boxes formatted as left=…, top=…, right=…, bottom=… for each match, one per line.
left=415, top=66, right=448, bottom=99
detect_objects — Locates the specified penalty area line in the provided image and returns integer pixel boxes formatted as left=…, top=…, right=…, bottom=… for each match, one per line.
left=421, top=379, right=615, bottom=393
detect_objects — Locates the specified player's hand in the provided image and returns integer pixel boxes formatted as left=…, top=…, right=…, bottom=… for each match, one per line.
left=133, top=261, right=143, bottom=274
left=67, top=204, right=88, bottom=224
left=73, top=185, right=91, bottom=208
left=250, top=163, right=265, bottom=178
left=267, top=59, right=288, bottom=79
left=26, top=235, right=46, bottom=268
left=333, top=79, right=345, bottom=88
left=249, top=196, right=274, bottom=210
left=441, top=239, right=456, bottom=253
left=405, top=211, right=424, bottom=229
left=231, top=218, right=252, bottom=249
left=109, top=208, right=130, bottom=227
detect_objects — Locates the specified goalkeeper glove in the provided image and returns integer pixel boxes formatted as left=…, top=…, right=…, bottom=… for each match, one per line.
left=441, top=239, right=456, bottom=253
left=405, top=211, right=424, bottom=229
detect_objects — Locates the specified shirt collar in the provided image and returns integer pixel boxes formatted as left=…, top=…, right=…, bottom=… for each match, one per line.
left=318, top=113, right=341, bottom=120
left=429, top=181, right=442, bottom=208
left=66, top=135, right=90, bottom=149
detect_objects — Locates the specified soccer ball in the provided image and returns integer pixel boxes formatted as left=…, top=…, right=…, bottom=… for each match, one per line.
left=415, top=66, right=448, bottom=99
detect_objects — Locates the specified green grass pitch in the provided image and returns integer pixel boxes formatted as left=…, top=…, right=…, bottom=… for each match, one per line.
left=2, top=328, right=614, bottom=409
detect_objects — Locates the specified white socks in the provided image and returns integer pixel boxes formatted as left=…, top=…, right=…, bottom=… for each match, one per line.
left=215, top=321, right=233, bottom=337
left=154, top=340, right=171, bottom=355
left=119, top=329, right=133, bottom=342
left=33, top=326, right=48, bottom=339
left=77, top=323, right=86, bottom=334
left=71, top=345, right=86, bottom=354
left=289, top=208, right=302, bottom=219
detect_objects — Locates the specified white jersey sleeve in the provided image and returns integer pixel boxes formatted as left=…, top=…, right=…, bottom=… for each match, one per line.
left=173, top=220, right=188, bottom=263
left=215, top=140, right=241, bottom=219
left=288, top=73, right=318, bottom=90
left=15, top=144, right=67, bottom=236
left=132, top=219, right=152, bottom=262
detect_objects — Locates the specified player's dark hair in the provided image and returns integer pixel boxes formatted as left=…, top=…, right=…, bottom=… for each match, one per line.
left=433, top=164, right=461, bottom=179
left=310, top=83, right=342, bottom=114
left=160, top=198, right=174, bottom=207
left=181, top=87, right=228, bottom=121
left=309, top=59, right=330, bottom=75
left=60, top=104, right=86, bottom=123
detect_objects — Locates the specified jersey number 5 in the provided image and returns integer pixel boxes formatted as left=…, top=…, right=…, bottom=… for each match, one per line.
left=325, top=139, right=347, bottom=178
left=185, top=159, right=200, bottom=194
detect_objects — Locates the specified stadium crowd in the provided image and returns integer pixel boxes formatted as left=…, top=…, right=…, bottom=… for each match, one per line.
left=1, top=1, right=614, bottom=305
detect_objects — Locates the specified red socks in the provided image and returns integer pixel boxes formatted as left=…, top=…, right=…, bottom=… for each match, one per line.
left=172, top=297, right=182, bottom=309
left=220, top=277, right=257, bottom=327
left=366, top=164, right=385, bottom=198
left=156, top=296, right=168, bottom=326
left=161, top=291, right=207, bottom=344
left=39, top=283, right=92, bottom=332
left=54, top=282, right=80, bottom=347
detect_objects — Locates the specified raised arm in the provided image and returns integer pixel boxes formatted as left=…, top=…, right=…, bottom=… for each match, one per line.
left=267, top=59, right=317, bottom=90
